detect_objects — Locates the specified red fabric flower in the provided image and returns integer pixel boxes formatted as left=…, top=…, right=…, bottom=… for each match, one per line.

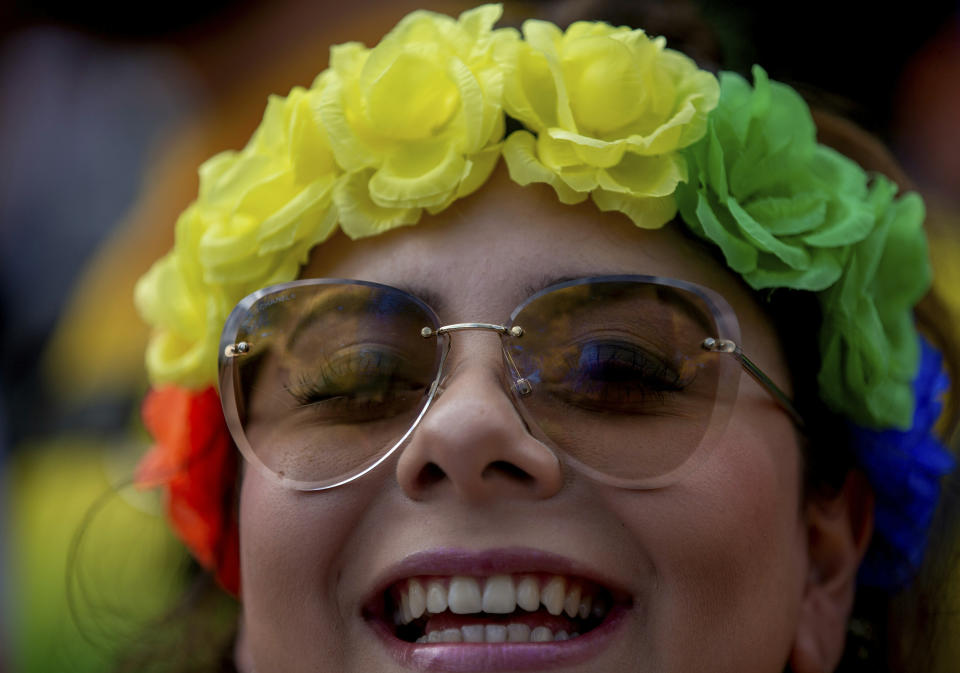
left=136, top=385, right=241, bottom=596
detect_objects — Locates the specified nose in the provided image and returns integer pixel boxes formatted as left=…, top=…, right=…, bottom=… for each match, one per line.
left=395, top=342, right=563, bottom=504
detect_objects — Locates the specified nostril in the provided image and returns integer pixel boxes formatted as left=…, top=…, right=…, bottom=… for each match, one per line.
left=415, top=463, right=447, bottom=491
left=482, top=460, right=534, bottom=483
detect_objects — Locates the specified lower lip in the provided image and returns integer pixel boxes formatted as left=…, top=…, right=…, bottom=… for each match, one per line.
left=368, top=605, right=630, bottom=672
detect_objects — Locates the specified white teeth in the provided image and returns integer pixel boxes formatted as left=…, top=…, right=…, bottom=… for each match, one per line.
left=531, top=626, right=553, bottom=642
left=516, top=576, right=540, bottom=612
left=484, top=624, right=507, bottom=643
left=507, top=623, right=531, bottom=642
left=426, top=580, right=447, bottom=614
left=461, top=624, right=484, bottom=643
left=564, top=584, right=581, bottom=618
left=555, top=630, right=569, bottom=641
left=408, top=579, right=426, bottom=619
left=448, top=577, right=482, bottom=614
left=482, top=575, right=516, bottom=614
left=428, top=630, right=442, bottom=643
left=541, top=576, right=566, bottom=616
left=397, top=573, right=607, bottom=630
left=441, top=628, right=463, bottom=643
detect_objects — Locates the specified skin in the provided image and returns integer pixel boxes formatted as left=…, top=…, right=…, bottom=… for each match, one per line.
left=234, top=167, right=867, bottom=673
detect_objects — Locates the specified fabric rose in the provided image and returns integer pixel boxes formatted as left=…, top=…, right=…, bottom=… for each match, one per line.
left=675, top=66, right=875, bottom=291
left=136, top=386, right=240, bottom=595
left=851, top=336, right=954, bottom=588
left=318, top=4, right=514, bottom=237
left=500, top=19, right=719, bottom=228
left=134, top=206, right=226, bottom=387
left=818, top=176, right=931, bottom=429
left=135, top=85, right=340, bottom=387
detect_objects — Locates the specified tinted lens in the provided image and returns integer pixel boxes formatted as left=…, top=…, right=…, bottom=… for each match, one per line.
left=505, top=278, right=742, bottom=488
left=219, top=281, right=442, bottom=489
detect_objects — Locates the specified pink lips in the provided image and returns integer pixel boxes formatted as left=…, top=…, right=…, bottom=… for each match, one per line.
left=363, top=547, right=633, bottom=672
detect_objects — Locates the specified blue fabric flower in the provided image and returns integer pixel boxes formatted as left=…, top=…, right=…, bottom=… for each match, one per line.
left=852, top=335, right=955, bottom=589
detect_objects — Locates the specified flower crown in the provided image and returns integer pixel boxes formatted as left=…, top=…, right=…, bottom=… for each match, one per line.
left=134, top=4, right=953, bottom=595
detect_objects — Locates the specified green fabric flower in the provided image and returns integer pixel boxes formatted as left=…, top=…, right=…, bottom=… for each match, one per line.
left=818, top=177, right=930, bottom=429
left=677, top=65, right=932, bottom=429
left=676, top=66, right=875, bottom=291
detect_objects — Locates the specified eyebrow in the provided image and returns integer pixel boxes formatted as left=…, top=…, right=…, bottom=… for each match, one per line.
left=396, top=274, right=627, bottom=320
left=286, top=286, right=370, bottom=349
left=522, top=274, right=589, bottom=299
left=392, top=283, right=448, bottom=317
left=395, top=275, right=593, bottom=318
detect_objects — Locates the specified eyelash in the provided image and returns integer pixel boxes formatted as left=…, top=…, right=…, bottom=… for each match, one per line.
left=286, top=348, right=429, bottom=420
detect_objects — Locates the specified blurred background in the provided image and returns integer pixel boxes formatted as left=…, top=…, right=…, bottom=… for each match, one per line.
left=2, top=0, right=958, bottom=671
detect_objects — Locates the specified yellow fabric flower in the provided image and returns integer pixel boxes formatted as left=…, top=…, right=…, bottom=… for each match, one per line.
left=500, top=19, right=719, bottom=228
left=136, top=85, right=340, bottom=386
left=317, top=4, right=514, bottom=237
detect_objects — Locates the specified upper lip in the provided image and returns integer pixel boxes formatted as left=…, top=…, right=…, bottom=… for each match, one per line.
left=365, top=546, right=632, bottom=607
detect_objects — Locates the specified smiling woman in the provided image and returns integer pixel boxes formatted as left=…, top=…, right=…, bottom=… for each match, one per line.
left=129, top=4, right=957, bottom=673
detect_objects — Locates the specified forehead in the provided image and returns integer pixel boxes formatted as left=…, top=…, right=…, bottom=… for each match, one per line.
left=304, top=168, right=757, bottom=324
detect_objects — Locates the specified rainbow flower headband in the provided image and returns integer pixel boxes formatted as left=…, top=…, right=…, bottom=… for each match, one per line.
left=134, top=4, right=952, bottom=593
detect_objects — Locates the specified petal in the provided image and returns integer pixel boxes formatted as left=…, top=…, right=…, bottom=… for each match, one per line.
left=198, top=151, right=239, bottom=200
left=447, top=55, right=487, bottom=151
left=144, top=299, right=222, bottom=387
left=369, top=141, right=466, bottom=208
left=288, top=87, right=338, bottom=183
left=694, top=192, right=758, bottom=276
left=537, top=133, right=581, bottom=170
left=198, top=213, right=266, bottom=274
left=316, top=56, right=378, bottom=171
left=546, top=129, right=627, bottom=167
left=591, top=189, right=677, bottom=229
left=432, top=143, right=502, bottom=211
left=873, top=189, right=930, bottom=310
left=726, top=196, right=810, bottom=270
left=562, top=34, right=646, bottom=135
left=336, top=170, right=422, bottom=238
left=257, top=177, right=337, bottom=253
left=743, top=194, right=827, bottom=236
left=457, top=3, right=503, bottom=37
left=557, top=165, right=600, bottom=193
left=203, top=153, right=278, bottom=208
left=364, top=47, right=461, bottom=142
left=599, top=152, right=687, bottom=198
left=135, top=254, right=202, bottom=337
left=247, top=94, right=289, bottom=154
left=501, top=38, right=559, bottom=131
left=502, top=130, right=588, bottom=204
left=521, top=19, right=576, bottom=130
left=745, top=248, right=843, bottom=291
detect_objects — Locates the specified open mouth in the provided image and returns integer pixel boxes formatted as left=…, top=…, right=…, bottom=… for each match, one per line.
left=372, top=573, right=623, bottom=644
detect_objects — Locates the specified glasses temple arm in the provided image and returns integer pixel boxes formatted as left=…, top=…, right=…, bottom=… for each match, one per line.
left=737, top=352, right=806, bottom=430
left=702, top=337, right=805, bottom=430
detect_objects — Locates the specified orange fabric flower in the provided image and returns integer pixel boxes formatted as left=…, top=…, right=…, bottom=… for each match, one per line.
left=137, top=385, right=240, bottom=595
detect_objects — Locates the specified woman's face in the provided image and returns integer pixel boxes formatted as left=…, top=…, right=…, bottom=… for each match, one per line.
left=235, top=168, right=812, bottom=673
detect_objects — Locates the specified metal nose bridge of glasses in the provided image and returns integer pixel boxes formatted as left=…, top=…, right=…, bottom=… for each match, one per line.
left=224, top=321, right=804, bottom=428
left=412, top=321, right=804, bottom=429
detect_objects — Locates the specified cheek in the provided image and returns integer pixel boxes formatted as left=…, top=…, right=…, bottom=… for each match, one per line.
left=238, top=469, right=372, bottom=671
left=597, top=415, right=808, bottom=671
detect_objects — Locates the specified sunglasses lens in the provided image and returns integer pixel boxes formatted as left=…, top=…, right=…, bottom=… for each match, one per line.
left=506, top=279, right=741, bottom=487
left=220, top=282, right=441, bottom=489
